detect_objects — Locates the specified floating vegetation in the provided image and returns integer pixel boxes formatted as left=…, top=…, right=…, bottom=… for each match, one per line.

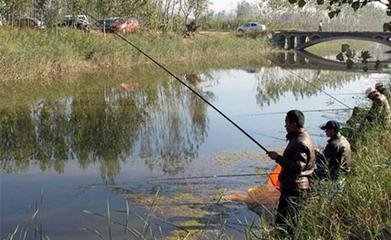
left=212, top=151, right=270, bottom=166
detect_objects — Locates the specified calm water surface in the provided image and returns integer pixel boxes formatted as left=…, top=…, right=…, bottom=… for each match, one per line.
left=1, top=52, right=390, bottom=239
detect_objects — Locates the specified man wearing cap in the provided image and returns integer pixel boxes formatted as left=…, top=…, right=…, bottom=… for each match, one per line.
left=375, top=82, right=390, bottom=101
left=366, top=87, right=391, bottom=126
left=267, top=110, right=316, bottom=233
left=318, top=120, right=352, bottom=180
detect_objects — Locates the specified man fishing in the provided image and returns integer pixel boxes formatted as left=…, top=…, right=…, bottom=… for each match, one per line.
left=365, top=87, right=391, bottom=126
left=316, top=120, right=352, bottom=180
left=375, top=82, right=390, bottom=102
left=267, top=110, right=316, bottom=233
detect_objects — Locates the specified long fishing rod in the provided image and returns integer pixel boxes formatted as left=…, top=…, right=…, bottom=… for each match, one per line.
left=267, top=57, right=353, bottom=109
left=86, top=13, right=269, bottom=153
left=232, top=107, right=351, bottom=118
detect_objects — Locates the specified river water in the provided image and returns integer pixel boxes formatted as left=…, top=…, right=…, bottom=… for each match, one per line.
left=1, top=51, right=390, bottom=239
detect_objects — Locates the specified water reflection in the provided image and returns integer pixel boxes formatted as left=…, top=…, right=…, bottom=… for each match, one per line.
left=255, top=66, right=362, bottom=107
left=0, top=76, right=213, bottom=178
left=271, top=51, right=391, bottom=72
left=0, top=55, right=387, bottom=177
left=1, top=57, right=389, bottom=239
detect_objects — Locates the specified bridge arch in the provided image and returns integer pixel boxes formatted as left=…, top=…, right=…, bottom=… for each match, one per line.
left=297, top=35, right=391, bottom=50
left=272, top=31, right=391, bottom=51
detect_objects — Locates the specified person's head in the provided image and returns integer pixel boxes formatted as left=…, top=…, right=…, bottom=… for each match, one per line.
left=285, top=110, right=305, bottom=133
left=375, top=82, right=385, bottom=93
left=320, top=120, right=340, bottom=138
left=365, top=87, right=377, bottom=100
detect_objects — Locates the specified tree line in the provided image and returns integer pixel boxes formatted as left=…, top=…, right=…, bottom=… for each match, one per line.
left=207, top=0, right=389, bottom=31
left=0, top=0, right=210, bottom=31
left=0, top=0, right=389, bottom=32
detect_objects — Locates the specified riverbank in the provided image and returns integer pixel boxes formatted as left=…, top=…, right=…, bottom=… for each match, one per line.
left=256, top=124, right=391, bottom=239
left=0, top=28, right=272, bottom=85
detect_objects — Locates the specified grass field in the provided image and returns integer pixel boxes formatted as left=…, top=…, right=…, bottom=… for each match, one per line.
left=0, top=27, right=272, bottom=85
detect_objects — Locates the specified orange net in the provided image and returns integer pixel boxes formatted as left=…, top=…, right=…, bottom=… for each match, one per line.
left=266, top=164, right=281, bottom=190
left=224, top=164, right=282, bottom=205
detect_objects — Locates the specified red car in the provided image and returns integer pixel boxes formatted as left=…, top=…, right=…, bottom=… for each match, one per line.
left=112, top=17, right=140, bottom=33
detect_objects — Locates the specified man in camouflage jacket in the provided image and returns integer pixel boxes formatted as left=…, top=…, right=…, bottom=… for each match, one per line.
left=366, top=87, right=391, bottom=126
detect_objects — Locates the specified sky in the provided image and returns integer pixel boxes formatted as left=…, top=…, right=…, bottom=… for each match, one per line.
left=210, top=0, right=386, bottom=13
left=211, top=0, right=258, bottom=13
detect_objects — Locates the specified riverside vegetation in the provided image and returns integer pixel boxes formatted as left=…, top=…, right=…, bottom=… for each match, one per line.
left=0, top=27, right=272, bottom=85
left=1, top=8, right=390, bottom=240
left=255, top=124, right=391, bottom=240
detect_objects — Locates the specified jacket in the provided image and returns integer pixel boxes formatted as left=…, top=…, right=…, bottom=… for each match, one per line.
left=276, top=128, right=316, bottom=191
left=367, top=93, right=391, bottom=125
left=323, top=133, right=352, bottom=179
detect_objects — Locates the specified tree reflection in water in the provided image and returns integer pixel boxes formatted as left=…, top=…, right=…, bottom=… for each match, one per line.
left=0, top=74, right=213, bottom=180
left=0, top=60, right=368, bottom=178
left=255, top=52, right=363, bottom=107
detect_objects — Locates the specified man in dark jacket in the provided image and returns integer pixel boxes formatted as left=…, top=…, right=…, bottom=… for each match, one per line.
left=267, top=110, right=316, bottom=233
left=318, top=120, right=352, bottom=180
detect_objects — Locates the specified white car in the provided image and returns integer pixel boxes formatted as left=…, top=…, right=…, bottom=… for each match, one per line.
left=237, top=22, right=266, bottom=35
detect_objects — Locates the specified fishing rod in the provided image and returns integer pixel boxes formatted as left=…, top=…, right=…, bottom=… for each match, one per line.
left=86, top=13, right=269, bottom=153
left=267, top=57, right=354, bottom=110
left=232, top=107, right=351, bottom=118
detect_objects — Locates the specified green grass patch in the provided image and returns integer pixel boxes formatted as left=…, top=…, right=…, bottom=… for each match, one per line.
left=307, top=39, right=378, bottom=56
left=247, top=124, right=390, bottom=239
left=0, top=27, right=272, bottom=85
left=295, top=124, right=390, bottom=239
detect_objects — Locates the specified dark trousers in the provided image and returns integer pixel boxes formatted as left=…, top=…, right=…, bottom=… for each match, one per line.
left=276, top=189, right=307, bottom=234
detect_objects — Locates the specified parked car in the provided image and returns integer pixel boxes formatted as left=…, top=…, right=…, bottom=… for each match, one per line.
left=18, top=17, right=45, bottom=30
left=236, top=22, right=266, bottom=35
left=60, top=15, right=89, bottom=31
left=96, top=17, right=120, bottom=32
left=113, top=17, right=140, bottom=33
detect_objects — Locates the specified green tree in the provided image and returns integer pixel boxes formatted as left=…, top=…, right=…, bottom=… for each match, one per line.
left=236, top=0, right=256, bottom=19
left=287, top=0, right=391, bottom=31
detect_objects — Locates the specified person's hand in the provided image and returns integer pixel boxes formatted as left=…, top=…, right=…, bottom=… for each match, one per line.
left=267, top=151, right=281, bottom=160
left=314, top=148, right=320, bottom=154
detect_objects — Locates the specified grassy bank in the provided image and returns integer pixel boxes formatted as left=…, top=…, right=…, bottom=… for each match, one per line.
left=0, top=28, right=272, bottom=85
left=296, top=124, right=390, bottom=239
left=258, top=124, right=391, bottom=240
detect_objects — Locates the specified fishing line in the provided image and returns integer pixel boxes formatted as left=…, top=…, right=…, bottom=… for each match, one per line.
left=232, top=108, right=351, bottom=118
left=266, top=57, right=353, bottom=109
left=86, top=13, right=269, bottom=153
left=151, top=172, right=272, bottom=182
left=327, top=92, right=363, bottom=96
left=248, top=130, right=286, bottom=142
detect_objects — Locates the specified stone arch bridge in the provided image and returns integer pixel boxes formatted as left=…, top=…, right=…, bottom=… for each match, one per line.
left=272, top=31, right=391, bottom=50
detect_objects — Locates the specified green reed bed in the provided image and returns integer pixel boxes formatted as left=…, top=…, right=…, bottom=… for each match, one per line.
left=0, top=27, right=271, bottom=85
left=289, top=125, right=390, bottom=240
left=246, top=125, right=390, bottom=240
